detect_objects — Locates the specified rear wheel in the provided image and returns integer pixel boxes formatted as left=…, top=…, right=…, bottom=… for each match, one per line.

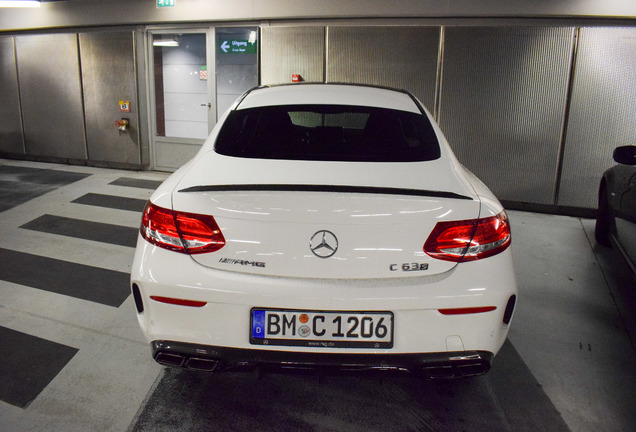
left=595, top=183, right=612, bottom=246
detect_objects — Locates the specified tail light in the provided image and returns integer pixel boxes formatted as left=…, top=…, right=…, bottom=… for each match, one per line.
left=140, top=202, right=225, bottom=254
left=424, top=211, right=511, bottom=262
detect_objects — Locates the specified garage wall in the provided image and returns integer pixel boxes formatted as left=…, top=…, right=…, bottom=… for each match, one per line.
left=2, top=21, right=636, bottom=211
left=80, top=31, right=141, bottom=165
left=0, top=36, right=23, bottom=155
left=261, top=27, right=325, bottom=84
left=0, top=30, right=146, bottom=168
left=557, top=27, right=636, bottom=208
left=326, top=26, right=440, bottom=114
left=259, top=24, right=635, bottom=212
left=438, top=27, right=574, bottom=205
left=16, top=34, right=87, bottom=160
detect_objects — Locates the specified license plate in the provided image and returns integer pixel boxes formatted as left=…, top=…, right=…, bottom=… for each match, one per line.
left=250, top=309, right=393, bottom=348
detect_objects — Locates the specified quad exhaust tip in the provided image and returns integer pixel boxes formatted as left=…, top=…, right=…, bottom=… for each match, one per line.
left=155, top=351, right=220, bottom=372
left=420, top=361, right=489, bottom=379
left=155, top=352, right=185, bottom=368
left=154, top=350, right=488, bottom=378
left=185, top=357, right=221, bottom=372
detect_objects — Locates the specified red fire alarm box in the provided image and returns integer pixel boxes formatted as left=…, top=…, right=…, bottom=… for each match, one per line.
left=291, top=74, right=301, bottom=83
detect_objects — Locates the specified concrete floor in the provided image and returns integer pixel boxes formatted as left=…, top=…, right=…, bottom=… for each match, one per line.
left=0, top=158, right=634, bottom=432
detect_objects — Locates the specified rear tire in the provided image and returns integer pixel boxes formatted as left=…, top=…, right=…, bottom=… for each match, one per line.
left=595, top=184, right=612, bottom=246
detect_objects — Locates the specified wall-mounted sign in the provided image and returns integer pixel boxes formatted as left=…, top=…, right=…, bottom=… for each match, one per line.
left=218, top=39, right=257, bottom=54
left=119, top=101, right=131, bottom=112
left=157, top=0, right=175, bottom=7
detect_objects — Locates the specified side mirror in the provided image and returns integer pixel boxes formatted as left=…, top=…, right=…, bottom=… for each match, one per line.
left=613, top=146, right=636, bottom=166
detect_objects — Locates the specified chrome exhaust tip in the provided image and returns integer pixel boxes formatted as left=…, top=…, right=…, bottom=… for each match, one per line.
left=421, top=365, right=455, bottom=379
left=456, top=362, right=489, bottom=377
left=154, top=350, right=221, bottom=372
left=185, top=357, right=221, bottom=372
left=155, top=352, right=186, bottom=367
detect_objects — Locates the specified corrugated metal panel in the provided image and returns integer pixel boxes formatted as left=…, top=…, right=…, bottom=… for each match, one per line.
left=327, top=26, right=440, bottom=112
left=80, top=31, right=140, bottom=165
left=261, top=27, right=324, bottom=85
left=15, top=34, right=87, bottom=160
left=0, top=36, right=23, bottom=154
left=557, top=27, right=636, bottom=209
left=439, top=26, right=574, bottom=205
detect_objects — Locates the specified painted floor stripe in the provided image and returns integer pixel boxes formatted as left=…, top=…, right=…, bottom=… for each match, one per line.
left=0, top=326, right=78, bottom=409
left=0, top=247, right=130, bottom=307
left=20, top=214, right=139, bottom=248
left=109, top=177, right=162, bottom=190
left=72, top=193, right=147, bottom=212
left=0, top=165, right=90, bottom=213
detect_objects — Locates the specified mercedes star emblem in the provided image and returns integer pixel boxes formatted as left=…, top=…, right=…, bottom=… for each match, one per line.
left=309, top=230, right=339, bottom=258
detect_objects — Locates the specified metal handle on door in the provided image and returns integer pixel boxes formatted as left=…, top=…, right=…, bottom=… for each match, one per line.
left=200, top=103, right=211, bottom=108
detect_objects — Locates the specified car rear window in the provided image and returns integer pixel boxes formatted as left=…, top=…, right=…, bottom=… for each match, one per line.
left=214, top=105, right=441, bottom=162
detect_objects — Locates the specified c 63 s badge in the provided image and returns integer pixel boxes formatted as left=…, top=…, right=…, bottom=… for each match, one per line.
left=390, top=262, right=429, bottom=272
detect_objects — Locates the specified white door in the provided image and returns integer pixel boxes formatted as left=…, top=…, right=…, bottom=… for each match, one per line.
left=149, top=27, right=259, bottom=172
left=150, top=30, right=214, bottom=171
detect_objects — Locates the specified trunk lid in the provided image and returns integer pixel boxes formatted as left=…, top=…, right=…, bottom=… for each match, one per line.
left=171, top=152, right=480, bottom=279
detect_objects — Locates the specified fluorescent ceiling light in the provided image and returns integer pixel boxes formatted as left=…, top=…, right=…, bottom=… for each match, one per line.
left=153, top=40, right=179, bottom=47
left=248, top=31, right=257, bottom=44
left=0, top=1, right=41, bottom=7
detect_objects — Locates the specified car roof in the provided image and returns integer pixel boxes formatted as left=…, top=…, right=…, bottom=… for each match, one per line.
left=234, top=83, right=423, bottom=114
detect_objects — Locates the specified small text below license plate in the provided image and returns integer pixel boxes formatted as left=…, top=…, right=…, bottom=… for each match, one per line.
left=250, top=309, right=393, bottom=348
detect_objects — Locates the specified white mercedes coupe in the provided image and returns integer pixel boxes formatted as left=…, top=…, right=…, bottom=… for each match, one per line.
left=131, top=83, right=517, bottom=378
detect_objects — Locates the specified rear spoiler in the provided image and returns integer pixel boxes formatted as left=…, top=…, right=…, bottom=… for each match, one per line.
left=178, top=184, right=473, bottom=200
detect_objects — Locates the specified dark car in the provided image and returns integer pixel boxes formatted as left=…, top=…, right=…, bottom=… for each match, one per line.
left=596, top=145, right=636, bottom=274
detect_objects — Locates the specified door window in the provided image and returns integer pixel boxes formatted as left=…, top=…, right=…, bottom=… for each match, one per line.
left=215, top=27, right=259, bottom=119
left=152, top=33, right=209, bottom=139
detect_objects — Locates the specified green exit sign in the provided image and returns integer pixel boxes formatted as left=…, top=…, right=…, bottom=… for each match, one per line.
left=218, top=39, right=257, bottom=54
left=157, top=0, right=175, bottom=7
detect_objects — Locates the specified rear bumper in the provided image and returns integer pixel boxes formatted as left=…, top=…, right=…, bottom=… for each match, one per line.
left=151, top=340, right=494, bottom=379
left=132, top=239, right=517, bottom=356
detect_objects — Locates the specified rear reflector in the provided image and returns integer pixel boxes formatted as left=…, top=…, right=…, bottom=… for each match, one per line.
left=132, top=283, right=144, bottom=313
left=140, top=202, right=225, bottom=254
left=503, top=295, right=516, bottom=324
left=424, top=211, right=511, bottom=262
left=150, top=296, right=207, bottom=308
left=438, top=306, right=497, bottom=315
